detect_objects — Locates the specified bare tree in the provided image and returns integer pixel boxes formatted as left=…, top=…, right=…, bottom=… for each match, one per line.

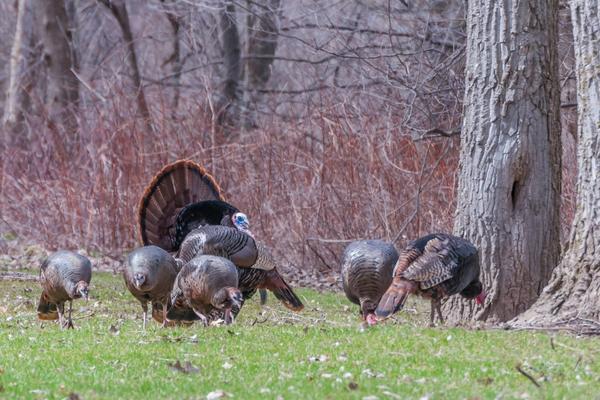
left=511, top=0, right=600, bottom=331
left=444, top=0, right=562, bottom=323
left=41, top=0, right=79, bottom=135
left=98, top=0, right=152, bottom=130
left=218, top=0, right=242, bottom=129
left=243, top=0, right=281, bottom=128
left=3, top=0, right=35, bottom=143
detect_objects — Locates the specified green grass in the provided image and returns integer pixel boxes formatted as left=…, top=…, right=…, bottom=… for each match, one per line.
left=1, top=271, right=599, bottom=399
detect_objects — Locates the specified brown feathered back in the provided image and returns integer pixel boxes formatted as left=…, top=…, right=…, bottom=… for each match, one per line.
left=138, top=160, right=225, bottom=251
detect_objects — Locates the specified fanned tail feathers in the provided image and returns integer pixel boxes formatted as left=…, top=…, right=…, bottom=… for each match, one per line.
left=138, top=160, right=224, bottom=251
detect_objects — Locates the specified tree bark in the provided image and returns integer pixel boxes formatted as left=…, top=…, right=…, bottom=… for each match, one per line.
left=445, top=0, right=562, bottom=323
left=243, top=0, right=281, bottom=128
left=511, top=0, right=600, bottom=331
left=41, top=0, right=80, bottom=136
left=98, top=0, right=152, bottom=130
left=218, top=0, right=242, bottom=129
left=3, top=0, right=34, bottom=145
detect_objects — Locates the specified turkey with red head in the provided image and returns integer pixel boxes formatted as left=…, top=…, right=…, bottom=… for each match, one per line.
left=138, top=160, right=302, bottom=320
left=375, top=233, right=485, bottom=325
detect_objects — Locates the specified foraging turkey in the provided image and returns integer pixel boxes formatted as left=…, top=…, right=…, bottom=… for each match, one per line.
left=375, top=233, right=485, bottom=325
left=123, top=245, right=180, bottom=329
left=138, top=160, right=301, bottom=314
left=341, top=240, right=398, bottom=325
left=176, top=225, right=303, bottom=312
left=167, top=255, right=242, bottom=325
left=37, top=251, right=92, bottom=329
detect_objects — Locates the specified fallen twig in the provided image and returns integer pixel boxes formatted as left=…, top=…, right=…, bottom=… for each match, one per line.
left=0, top=272, right=38, bottom=282
left=515, top=364, right=541, bottom=388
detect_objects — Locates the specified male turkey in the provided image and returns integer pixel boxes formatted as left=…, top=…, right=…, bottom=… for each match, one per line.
left=123, top=245, right=180, bottom=329
left=37, top=251, right=92, bottom=329
left=138, top=160, right=301, bottom=314
left=167, top=255, right=242, bottom=325
left=341, top=240, right=398, bottom=325
left=375, top=233, right=485, bottom=325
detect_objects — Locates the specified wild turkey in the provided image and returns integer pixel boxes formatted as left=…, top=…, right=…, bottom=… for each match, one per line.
left=123, top=245, right=180, bottom=329
left=138, top=160, right=298, bottom=313
left=375, top=233, right=485, bottom=325
left=341, top=240, right=398, bottom=325
left=176, top=225, right=304, bottom=312
left=167, top=255, right=242, bottom=325
left=37, top=251, right=92, bottom=329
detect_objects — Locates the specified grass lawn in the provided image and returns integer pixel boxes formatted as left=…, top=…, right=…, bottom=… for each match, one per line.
left=0, top=270, right=599, bottom=399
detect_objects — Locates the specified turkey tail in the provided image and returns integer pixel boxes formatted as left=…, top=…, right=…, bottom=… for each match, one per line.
left=375, top=279, right=418, bottom=319
left=259, top=289, right=267, bottom=305
left=259, top=269, right=303, bottom=311
left=37, top=293, right=58, bottom=320
left=138, top=160, right=225, bottom=251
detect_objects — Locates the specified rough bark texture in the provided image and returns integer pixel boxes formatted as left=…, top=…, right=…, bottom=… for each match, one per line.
left=445, top=0, right=562, bottom=323
left=511, top=0, right=600, bottom=331
left=3, top=0, right=33, bottom=142
left=218, top=1, right=242, bottom=128
left=243, top=0, right=281, bottom=128
left=41, top=0, right=80, bottom=134
left=98, top=0, right=152, bottom=130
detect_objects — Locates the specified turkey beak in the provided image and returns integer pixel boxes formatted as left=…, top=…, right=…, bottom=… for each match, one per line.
left=80, top=288, right=89, bottom=301
left=134, top=273, right=145, bottom=289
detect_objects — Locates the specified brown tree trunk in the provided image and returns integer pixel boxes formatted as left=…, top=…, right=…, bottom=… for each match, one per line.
left=218, top=0, right=242, bottom=129
left=163, top=0, right=183, bottom=120
left=41, top=0, right=80, bottom=136
left=444, top=0, right=562, bottom=323
left=511, top=0, right=600, bottom=332
left=98, top=0, right=152, bottom=130
left=3, top=0, right=34, bottom=145
left=243, top=0, right=281, bottom=128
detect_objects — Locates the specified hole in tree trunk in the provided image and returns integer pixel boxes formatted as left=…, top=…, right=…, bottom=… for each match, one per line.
left=511, top=180, right=520, bottom=209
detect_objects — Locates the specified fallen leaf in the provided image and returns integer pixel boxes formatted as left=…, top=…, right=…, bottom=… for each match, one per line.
left=108, top=325, right=119, bottom=335
left=206, top=390, right=230, bottom=399
left=348, top=382, right=358, bottom=390
left=222, top=362, right=233, bottom=370
left=68, top=393, right=81, bottom=400
left=169, top=360, right=200, bottom=374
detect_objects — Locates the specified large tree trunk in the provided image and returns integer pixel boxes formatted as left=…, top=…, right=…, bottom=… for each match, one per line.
left=98, top=0, right=152, bottom=131
left=511, top=0, right=600, bottom=332
left=41, top=0, right=80, bottom=136
left=3, top=0, right=35, bottom=145
left=242, top=0, right=281, bottom=128
left=217, top=0, right=242, bottom=129
left=444, top=0, right=562, bottom=323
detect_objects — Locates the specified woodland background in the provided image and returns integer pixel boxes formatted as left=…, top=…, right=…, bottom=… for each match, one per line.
left=0, top=0, right=594, bottom=327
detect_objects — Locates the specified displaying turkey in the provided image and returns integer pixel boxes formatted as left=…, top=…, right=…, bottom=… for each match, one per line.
left=166, top=255, right=242, bottom=325
left=341, top=240, right=398, bottom=326
left=138, top=160, right=300, bottom=314
left=123, top=245, right=180, bottom=329
left=375, top=233, right=485, bottom=325
left=37, top=251, right=92, bottom=329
